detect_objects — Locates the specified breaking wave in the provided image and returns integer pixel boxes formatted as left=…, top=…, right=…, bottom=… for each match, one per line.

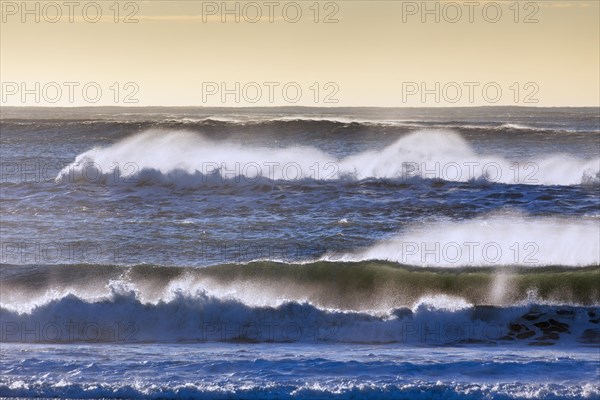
left=56, top=130, right=600, bottom=186
left=2, top=261, right=600, bottom=312
left=1, top=280, right=598, bottom=345
left=329, top=214, right=600, bottom=267
left=2, top=261, right=599, bottom=345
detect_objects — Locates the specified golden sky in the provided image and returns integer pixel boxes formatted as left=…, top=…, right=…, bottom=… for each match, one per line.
left=1, top=0, right=598, bottom=106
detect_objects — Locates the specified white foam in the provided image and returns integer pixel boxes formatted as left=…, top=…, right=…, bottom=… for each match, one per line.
left=57, top=129, right=600, bottom=186
left=500, top=123, right=538, bottom=130
left=411, top=295, right=472, bottom=313
left=1, top=287, right=595, bottom=345
left=330, top=214, right=600, bottom=267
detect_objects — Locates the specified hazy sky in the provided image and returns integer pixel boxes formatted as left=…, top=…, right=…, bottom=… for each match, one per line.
left=1, top=0, right=598, bottom=106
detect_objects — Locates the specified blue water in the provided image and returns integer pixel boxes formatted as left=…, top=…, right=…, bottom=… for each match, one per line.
left=1, top=107, right=599, bottom=399
left=2, top=344, right=599, bottom=399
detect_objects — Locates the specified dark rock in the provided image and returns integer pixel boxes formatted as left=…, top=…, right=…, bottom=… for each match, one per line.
left=523, top=313, right=541, bottom=321
left=578, top=329, right=600, bottom=344
left=509, top=323, right=524, bottom=332
left=548, top=319, right=569, bottom=332
left=516, top=331, right=536, bottom=339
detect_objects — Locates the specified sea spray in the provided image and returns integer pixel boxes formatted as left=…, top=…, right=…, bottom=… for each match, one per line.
left=331, top=214, right=600, bottom=267
left=56, top=130, right=600, bottom=186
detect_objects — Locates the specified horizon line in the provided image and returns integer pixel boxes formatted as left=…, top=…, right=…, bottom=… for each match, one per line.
left=2, top=105, right=599, bottom=110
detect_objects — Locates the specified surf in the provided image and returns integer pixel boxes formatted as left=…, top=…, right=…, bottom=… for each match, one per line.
left=1, top=283, right=598, bottom=345
left=2, top=262, right=599, bottom=316
left=330, top=214, right=600, bottom=267
left=56, top=129, right=600, bottom=187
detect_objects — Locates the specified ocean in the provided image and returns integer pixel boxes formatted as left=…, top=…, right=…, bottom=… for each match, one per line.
left=1, top=106, right=599, bottom=399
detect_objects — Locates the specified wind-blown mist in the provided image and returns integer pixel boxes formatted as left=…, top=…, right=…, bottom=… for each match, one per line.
left=57, top=129, right=600, bottom=186
left=331, top=215, right=600, bottom=267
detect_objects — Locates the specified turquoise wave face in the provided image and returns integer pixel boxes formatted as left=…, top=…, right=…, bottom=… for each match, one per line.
left=2, top=263, right=600, bottom=309
left=2, top=263, right=600, bottom=347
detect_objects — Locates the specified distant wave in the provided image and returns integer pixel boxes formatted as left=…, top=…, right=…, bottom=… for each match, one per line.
left=328, top=214, right=600, bottom=268
left=5, top=114, right=599, bottom=133
left=56, top=129, right=600, bottom=186
left=155, top=116, right=600, bottom=134
left=498, top=123, right=540, bottom=131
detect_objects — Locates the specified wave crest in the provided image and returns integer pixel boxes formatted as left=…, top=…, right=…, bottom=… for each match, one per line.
left=330, top=215, right=600, bottom=267
left=2, top=287, right=599, bottom=345
left=56, top=129, right=600, bottom=187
